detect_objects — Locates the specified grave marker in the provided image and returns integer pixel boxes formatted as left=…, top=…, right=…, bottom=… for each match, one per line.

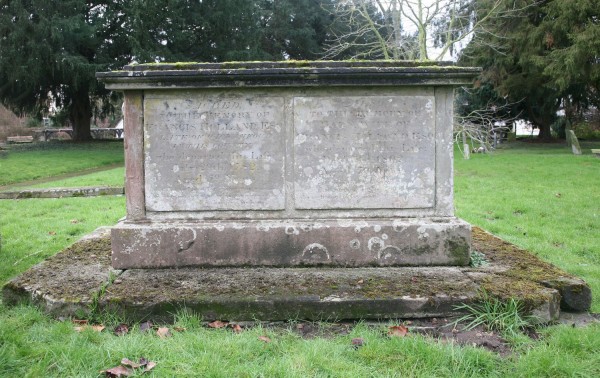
left=97, top=61, right=480, bottom=269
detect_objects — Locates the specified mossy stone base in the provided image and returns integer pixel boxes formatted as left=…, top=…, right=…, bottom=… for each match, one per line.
left=2, top=227, right=591, bottom=322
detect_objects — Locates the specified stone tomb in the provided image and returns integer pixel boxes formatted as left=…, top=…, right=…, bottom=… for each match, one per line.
left=97, top=61, right=479, bottom=269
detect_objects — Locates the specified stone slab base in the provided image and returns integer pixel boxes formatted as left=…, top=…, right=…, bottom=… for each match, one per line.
left=102, top=267, right=477, bottom=322
left=1, top=228, right=120, bottom=317
left=2, top=227, right=592, bottom=323
left=111, top=218, right=471, bottom=269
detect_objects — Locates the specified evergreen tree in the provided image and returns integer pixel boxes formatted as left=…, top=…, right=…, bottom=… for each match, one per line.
left=0, top=0, right=333, bottom=141
left=0, top=0, right=131, bottom=140
left=460, top=0, right=600, bottom=140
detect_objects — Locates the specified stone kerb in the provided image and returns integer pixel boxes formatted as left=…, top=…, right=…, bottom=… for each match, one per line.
left=97, top=61, right=480, bottom=269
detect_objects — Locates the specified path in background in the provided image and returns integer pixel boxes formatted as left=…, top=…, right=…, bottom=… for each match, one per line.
left=0, top=163, right=124, bottom=191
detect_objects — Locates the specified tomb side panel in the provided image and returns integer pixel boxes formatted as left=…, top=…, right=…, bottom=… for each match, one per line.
left=434, top=87, right=455, bottom=216
left=124, top=91, right=146, bottom=220
left=143, top=92, right=286, bottom=211
left=293, top=95, right=436, bottom=209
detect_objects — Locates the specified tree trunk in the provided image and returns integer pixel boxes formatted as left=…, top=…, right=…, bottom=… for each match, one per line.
left=69, top=93, right=93, bottom=141
left=537, top=123, right=553, bottom=141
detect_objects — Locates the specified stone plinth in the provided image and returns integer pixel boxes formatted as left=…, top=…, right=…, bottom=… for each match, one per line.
left=97, top=61, right=480, bottom=269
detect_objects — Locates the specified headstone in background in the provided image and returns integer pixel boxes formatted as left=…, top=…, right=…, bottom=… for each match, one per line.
left=567, top=130, right=582, bottom=155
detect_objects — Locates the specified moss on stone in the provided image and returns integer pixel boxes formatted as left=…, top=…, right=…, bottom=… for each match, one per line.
left=122, top=60, right=466, bottom=72
left=471, top=227, right=570, bottom=283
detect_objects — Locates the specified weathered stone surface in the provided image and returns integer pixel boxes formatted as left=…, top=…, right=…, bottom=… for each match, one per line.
left=0, top=186, right=124, bottom=199
left=293, top=94, right=435, bottom=209
left=111, top=218, right=471, bottom=269
left=1, top=228, right=118, bottom=317
left=97, top=61, right=478, bottom=268
left=101, top=266, right=477, bottom=321
left=470, top=227, right=592, bottom=312
left=568, top=130, right=582, bottom=155
left=144, top=94, right=285, bottom=211
left=2, top=226, right=592, bottom=320
left=541, top=277, right=592, bottom=312
left=97, top=61, right=482, bottom=90
left=528, top=287, right=561, bottom=324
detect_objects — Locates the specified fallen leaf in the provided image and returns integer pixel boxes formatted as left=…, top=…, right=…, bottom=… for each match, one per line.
left=74, top=324, right=104, bottom=333
left=139, top=321, right=153, bottom=332
left=114, top=323, right=129, bottom=336
left=144, top=361, right=157, bottom=372
left=208, top=320, right=227, bottom=329
left=72, top=319, right=89, bottom=325
left=351, top=338, right=364, bottom=348
left=231, top=324, right=243, bottom=333
left=357, top=279, right=364, bottom=284
left=258, top=336, right=271, bottom=343
left=173, top=326, right=186, bottom=332
left=70, top=219, right=79, bottom=224
left=48, top=231, right=56, bottom=235
left=121, top=358, right=142, bottom=369
left=388, top=325, right=409, bottom=338
left=157, top=327, right=171, bottom=338
left=555, top=193, right=561, bottom=198
left=101, top=365, right=132, bottom=377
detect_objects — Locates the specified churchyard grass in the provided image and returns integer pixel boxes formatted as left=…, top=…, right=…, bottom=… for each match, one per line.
left=5, top=167, right=125, bottom=190
left=0, top=196, right=125, bottom=287
left=0, top=140, right=599, bottom=376
left=0, top=141, right=124, bottom=187
left=455, top=140, right=600, bottom=313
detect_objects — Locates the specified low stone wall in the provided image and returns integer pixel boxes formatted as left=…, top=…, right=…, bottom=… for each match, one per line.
left=0, top=186, right=124, bottom=199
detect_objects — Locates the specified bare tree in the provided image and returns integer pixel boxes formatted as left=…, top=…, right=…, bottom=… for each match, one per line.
left=454, top=89, right=522, bottom=158
left=325, top=0, right=520, bottom=61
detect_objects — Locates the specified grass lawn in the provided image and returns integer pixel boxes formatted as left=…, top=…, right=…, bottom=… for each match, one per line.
left=455, top=141, right=600, bottom=313
left=0, top=140, right=599, bottom=377
left=0, top=141, right=124, bottom=187
left=4, top=167, right=125, bottom=190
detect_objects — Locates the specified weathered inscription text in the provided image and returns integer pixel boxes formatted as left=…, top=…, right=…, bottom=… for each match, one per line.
left=293, top=96, right=436, bottom=209
left=144, top=94, right=285, bottom=211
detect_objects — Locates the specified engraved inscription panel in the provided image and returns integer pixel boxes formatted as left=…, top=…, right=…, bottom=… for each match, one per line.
left=144, top=94, right=285, bottom=211
left=294, top=96, right=435, bottom=209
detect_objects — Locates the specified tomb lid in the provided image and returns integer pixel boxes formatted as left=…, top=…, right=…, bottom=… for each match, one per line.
left=97, top=60, right=480, bottom=90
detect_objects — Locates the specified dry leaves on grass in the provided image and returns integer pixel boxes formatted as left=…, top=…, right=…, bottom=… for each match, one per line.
left=231, top=324, right=243, bottom=333
left=208, top=320, right=228, bottom=329
left=388, top=325, right=409, bottom=338
left=258, top=336, right=271, bottom=343
left=74, top=324, right=105, bottom=333
left=102, top=365, right=132, bottom=377
left=72, top=319, right=105, bottom=333
left=351, top=337, right=364, bottom=348
left=139, top=321, right=153, bottom=332
left=101, top=357, right=156, bottom=377
left=114, top=323, right=129, bottom=336
left=156, top=327, right=171, bottom=338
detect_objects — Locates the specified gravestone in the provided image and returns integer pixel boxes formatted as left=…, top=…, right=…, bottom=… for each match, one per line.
left=97, top=61, right=480, bottom=269
left=567, top=130, right=582, bottom=155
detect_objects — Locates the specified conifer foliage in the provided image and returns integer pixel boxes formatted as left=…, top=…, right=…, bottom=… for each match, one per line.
left=0, top=0, right=333, bottom=141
